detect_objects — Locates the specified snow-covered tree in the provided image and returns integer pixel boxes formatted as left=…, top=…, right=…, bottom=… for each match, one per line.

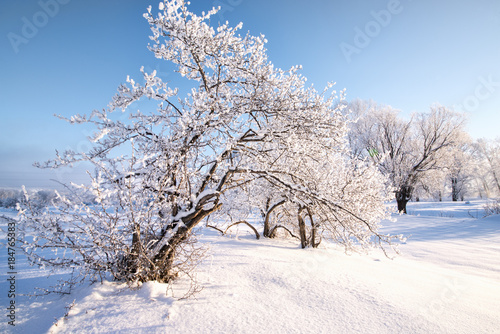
left=472, top=138, right=500, bottom=198
left=411, top=140, right=475, bottom=202
left=412, top=168, right=447, bottom=201
left=18, top=1, right=398, bottom=288
left=446, top=140, right=474, bottom=201
left=347, top=101, right=467, bottom=212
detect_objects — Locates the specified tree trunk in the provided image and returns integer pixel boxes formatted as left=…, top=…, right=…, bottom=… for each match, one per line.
left=396, top=199, right=408, bottom=214
left=492, top=169, right=500, bottom=195
left=263, top=199, right=286, bottom=238
left=486, top=155, right=500, bottom=195
left=395, top=185, right=412, bottom=214
left=297, top=206, right=308, bottom=248
left=150, top=194, right=221, bottom=282
left=451, top=177, right=459, bottom=202
left=127, top=223, right=142, bottom=275
left=132, top=223, right=141, bottom=256
left=262, top=198, right=271, bottom=237
left=481, top=179, right=490, bottom=198
left=306, top=207, right=319, bottom=248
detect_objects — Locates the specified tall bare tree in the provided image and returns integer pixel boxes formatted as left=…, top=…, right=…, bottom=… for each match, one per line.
left=348, top=101, right=467, bottom=213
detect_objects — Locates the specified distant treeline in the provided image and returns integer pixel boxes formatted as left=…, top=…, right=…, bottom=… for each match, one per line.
left=0, top=188, right=97, bottom=209
left=0, top=189, right=57, bottom=208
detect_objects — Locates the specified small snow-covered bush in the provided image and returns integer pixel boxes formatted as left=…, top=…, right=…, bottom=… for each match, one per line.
left=483, top=199, right=500, bottom=217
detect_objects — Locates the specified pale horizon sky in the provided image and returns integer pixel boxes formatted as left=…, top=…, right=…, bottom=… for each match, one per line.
left=1, top=0, right=499, bottom=188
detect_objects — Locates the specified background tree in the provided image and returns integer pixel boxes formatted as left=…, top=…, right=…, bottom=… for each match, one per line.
left=413, top=169, right=447, bottom=202
left=473, top=138, right=500, bottom=197
left=446, top=140, right=474, bottom=201
left=347, top=101, right=467, bottom=213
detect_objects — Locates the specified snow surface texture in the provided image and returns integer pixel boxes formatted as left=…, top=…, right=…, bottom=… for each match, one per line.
left=1, top=201, right=499, bottom=333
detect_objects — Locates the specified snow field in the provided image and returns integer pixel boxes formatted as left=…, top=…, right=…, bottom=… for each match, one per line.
left=1, top=201, right=499, bottom=333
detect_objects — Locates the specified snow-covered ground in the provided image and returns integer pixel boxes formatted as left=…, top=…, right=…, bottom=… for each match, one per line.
left=1, top=200, right=499, bottom=333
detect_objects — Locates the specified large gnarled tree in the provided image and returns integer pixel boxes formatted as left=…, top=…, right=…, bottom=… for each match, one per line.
left=18, top=1, right=398, bottom=289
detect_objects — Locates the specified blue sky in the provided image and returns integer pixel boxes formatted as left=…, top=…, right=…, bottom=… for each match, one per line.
left=1, top=0, right=499, bottom=188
